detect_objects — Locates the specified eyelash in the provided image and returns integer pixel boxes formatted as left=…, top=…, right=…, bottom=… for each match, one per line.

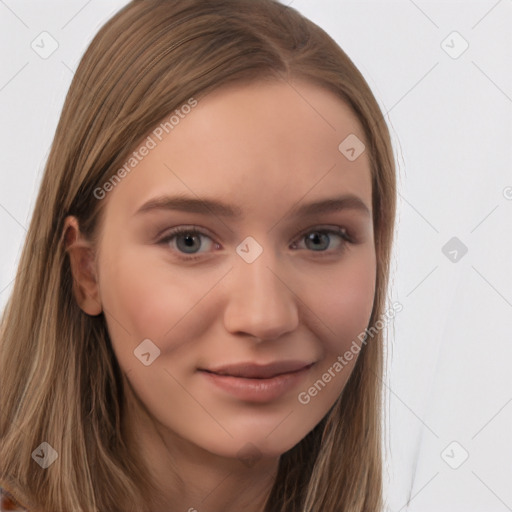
left=157, top=225, right=356, bottom=262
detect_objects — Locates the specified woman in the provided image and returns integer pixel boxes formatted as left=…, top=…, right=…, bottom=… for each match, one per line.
left=0, top=0, right=397, bottom=510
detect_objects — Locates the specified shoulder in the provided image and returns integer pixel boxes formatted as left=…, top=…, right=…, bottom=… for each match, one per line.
left=0, top=487, right=29, bottom=511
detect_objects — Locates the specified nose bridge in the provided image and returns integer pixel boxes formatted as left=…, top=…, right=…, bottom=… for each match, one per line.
left=223, top=243, right=299, bottom=340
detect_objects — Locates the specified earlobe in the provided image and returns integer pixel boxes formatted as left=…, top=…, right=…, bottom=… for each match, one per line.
left=62, top=216, right=103, bottom=316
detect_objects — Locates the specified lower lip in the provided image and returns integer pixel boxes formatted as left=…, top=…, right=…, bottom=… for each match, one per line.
left=199, top=364, right=314, bottom=403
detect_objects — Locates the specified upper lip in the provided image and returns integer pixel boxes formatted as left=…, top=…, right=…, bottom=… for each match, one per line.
left=200, top=360, right=314, bottom=379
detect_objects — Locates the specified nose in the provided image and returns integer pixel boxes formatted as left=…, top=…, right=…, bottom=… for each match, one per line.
left=222, top=248, right=299, bottom=341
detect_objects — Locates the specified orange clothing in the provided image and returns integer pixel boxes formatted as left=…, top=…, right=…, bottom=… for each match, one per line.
left=0, top=488, right=29, bottom=511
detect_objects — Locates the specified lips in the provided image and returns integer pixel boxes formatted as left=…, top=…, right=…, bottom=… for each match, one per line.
left=199, top=360, right=316, bottom=402
left=200, top=360, right=314, bottom=379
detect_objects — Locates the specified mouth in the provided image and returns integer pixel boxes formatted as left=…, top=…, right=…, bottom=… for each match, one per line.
left=197, top=361, right=316, bottom=402
left=199, top=360, right=315, bottom=379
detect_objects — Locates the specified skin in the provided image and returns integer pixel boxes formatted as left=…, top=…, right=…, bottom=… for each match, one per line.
left=64, top=78, right=376, bottom=512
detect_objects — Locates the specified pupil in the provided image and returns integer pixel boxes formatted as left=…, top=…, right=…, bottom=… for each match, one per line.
left=307, top=232, right=328, bottom=251
left=178, top=234, right=200, bottom=253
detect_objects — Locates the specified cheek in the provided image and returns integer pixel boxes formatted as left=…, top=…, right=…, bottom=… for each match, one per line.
left=98, top=247, right=216, bottom=362
left=100, top=254, right=167, bottom=333
left=296, top=255, right=376, bottom=411
left=309, top=251, right=376, bottom=354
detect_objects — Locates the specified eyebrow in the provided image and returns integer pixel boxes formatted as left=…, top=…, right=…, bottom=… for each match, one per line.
left=133, top=193, right=371, bottom=219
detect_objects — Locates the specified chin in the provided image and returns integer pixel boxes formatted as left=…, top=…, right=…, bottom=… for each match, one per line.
left=204, top=429, right=305, bottom=462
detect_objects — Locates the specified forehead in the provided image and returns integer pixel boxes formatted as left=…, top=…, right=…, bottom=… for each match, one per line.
left=102, top=78, right=372, bottom=224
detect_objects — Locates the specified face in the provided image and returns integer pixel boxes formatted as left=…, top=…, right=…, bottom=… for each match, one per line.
left=74, top=79, right=376, bottom=460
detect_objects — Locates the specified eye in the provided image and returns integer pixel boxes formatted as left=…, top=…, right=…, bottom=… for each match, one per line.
left=157, top=225, right=355, bottom=261
left=290, top=226, right=354, bottom=255
left=157, top=226, right=218, bottom=261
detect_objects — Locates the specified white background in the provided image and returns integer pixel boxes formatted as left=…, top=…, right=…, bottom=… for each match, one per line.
left=0, top=1, right=511, bottom=511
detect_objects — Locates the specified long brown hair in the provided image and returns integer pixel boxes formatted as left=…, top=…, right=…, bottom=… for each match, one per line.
left=0, top=1, right=396, bottom=510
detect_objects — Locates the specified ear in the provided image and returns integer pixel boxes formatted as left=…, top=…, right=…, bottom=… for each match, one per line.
left=62, top=215, right=103, bottom=316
